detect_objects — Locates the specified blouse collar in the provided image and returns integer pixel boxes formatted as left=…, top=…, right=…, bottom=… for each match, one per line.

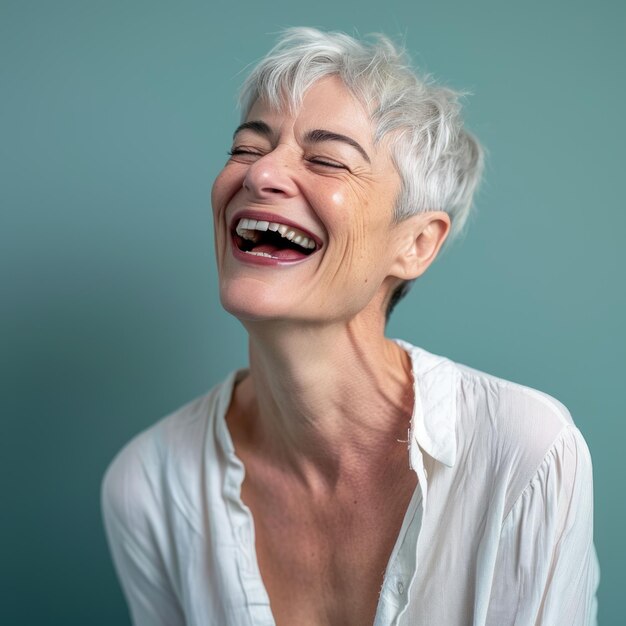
left=393, top=339, right=459, bottom=469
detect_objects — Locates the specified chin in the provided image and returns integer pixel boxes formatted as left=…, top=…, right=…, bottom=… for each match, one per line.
left=218, top=280, right=298, bottom=323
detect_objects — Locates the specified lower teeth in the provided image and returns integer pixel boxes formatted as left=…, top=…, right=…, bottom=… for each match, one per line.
left=244, top=250, right=276, bottom=258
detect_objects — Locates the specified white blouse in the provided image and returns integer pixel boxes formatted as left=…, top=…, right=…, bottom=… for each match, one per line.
left=101, top=339, right=600, bottom=625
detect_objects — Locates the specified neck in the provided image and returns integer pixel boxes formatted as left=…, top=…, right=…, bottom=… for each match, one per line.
left=231, top=313, right=414, bottom=489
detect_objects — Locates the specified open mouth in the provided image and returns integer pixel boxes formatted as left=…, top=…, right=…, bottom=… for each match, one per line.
left=231, top=216, right=321, bottom=261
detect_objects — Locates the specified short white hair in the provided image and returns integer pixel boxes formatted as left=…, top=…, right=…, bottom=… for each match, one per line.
left=239, top=27, right=484, bottom=245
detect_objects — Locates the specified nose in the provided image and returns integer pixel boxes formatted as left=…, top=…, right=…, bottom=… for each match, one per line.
left=242, top=148, right=299, bottom=199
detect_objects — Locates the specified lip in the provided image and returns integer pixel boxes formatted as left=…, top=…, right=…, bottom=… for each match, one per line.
left=229, top=209, right=324, bottom=250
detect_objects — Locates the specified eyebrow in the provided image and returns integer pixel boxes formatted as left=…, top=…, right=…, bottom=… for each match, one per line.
left=232, top=120, right=272, bottom=139
left=232, top=121, right=371, bottom=164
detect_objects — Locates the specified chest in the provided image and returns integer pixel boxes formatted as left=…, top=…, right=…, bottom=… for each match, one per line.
left=240, top=469, right=418, bottom=626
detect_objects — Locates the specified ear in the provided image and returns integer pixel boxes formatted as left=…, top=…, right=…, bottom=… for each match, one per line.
left=388, top=211, right=451, bottom=281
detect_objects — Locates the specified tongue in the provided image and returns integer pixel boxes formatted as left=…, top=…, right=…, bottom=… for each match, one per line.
left=253, top=242, right=308, bottom=260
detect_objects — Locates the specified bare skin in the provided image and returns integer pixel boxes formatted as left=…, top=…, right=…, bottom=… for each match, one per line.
left=213, top=77, right=450, bottom=624
left=226, top=333, right=419, bottom=626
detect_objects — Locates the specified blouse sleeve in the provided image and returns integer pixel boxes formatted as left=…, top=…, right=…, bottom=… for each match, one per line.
left=485, top=426, right=601, bottom=625
left=100, top=442, right=186, bottom=626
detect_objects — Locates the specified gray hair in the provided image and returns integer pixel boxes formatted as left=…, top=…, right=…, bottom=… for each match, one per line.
left=238, top=27, right=485, bottom=316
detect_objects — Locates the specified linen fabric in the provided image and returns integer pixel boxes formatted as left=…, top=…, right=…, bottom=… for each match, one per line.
left=101, top=339, right=600, bottom=625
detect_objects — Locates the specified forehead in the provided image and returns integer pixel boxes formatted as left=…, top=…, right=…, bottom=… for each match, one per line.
left=246, top=75, right=375, bottom=143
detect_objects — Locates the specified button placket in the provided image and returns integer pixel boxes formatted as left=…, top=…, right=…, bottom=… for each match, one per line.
left=237, top=524, right=254, bottom=572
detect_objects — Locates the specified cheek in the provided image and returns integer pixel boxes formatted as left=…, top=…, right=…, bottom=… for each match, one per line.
left=325, top=188, right=385, bottom=254
left=331, top=190, right=345, bottom=206
left=211, top=167, right=244, bottom=216
left=318, top=188, right=362, bottom=238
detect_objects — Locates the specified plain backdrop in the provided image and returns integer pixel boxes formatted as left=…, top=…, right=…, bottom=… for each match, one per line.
left=2, top=0, right=624, bottom=624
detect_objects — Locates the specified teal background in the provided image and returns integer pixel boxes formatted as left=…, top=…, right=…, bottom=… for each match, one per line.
left=2, top=0, right=624, bottom=624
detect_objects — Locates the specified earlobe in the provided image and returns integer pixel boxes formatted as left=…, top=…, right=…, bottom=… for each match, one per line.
left=391, top=211, right=451, bottom=280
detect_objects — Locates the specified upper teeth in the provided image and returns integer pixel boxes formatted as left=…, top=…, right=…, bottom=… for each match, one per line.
left=235, top=218, right=317, bottom=250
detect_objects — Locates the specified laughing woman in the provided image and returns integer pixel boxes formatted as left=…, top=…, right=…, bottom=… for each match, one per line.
left=101, top=28, right=600, bottom=625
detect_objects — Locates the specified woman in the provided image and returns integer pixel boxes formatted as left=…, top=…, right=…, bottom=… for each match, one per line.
left=101, top=28, right=600, bottom=625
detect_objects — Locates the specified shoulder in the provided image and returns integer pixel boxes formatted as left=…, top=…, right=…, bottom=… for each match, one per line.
left=451, top=356, right=592, bottom=516
left=403, top=339, right=576, bottom=440
left=100, top=372, right=238, bottom=532
left=401, top=341, right=593, bottom=515
left=453, top=357, right=575, bottom=435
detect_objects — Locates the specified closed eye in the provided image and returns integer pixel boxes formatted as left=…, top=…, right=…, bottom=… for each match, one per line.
left=307, top=157, right=347, bottom=170
left=227, top=148, right=348, bottom=171
left=227, top=147, right=263, bottom=157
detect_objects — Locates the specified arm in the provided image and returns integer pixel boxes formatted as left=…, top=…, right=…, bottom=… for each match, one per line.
left=100, top=441, right=186, bottom=626
left=486, top=426, right=600, bottom=625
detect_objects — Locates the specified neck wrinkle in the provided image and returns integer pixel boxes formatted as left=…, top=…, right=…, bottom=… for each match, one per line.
left=238, top=318, right=414, bottom=491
